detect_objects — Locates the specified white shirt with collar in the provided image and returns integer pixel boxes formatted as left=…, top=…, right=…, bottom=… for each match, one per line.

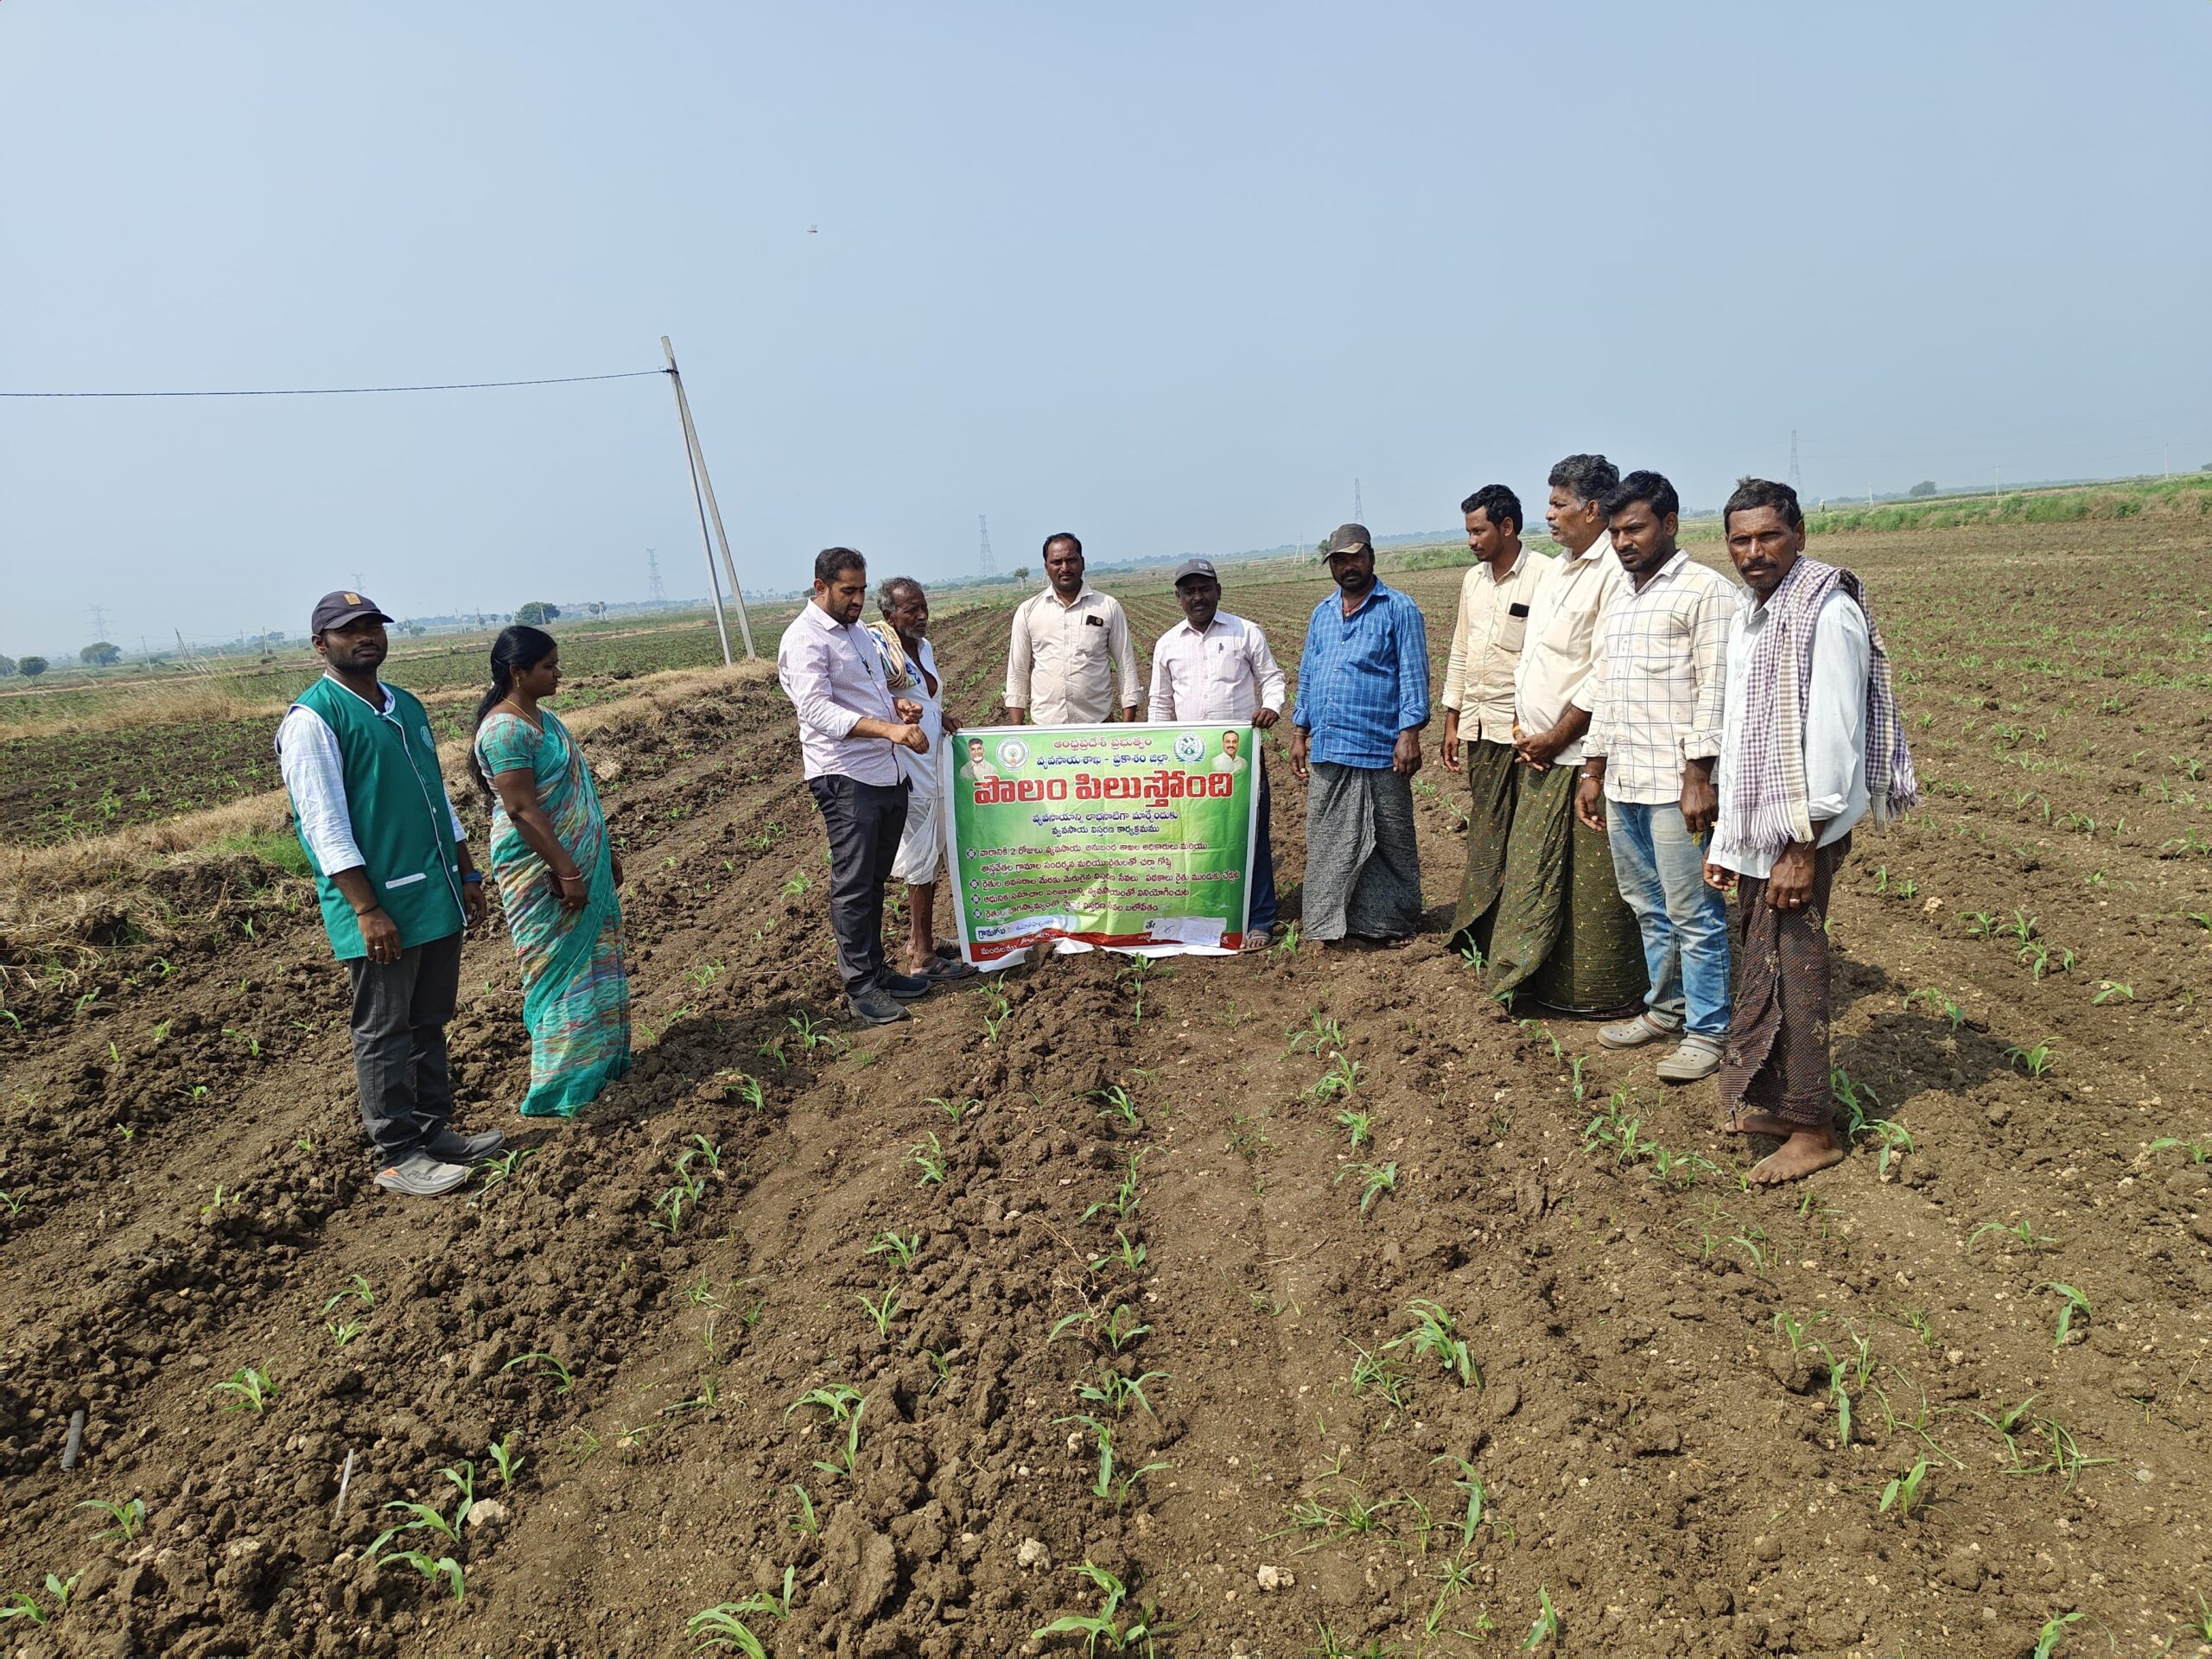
left=1005, top=584, right=1140, bottom=725
left=777, top=601, right=903, bottom=785
left=1147, top=610, right=1287, bottom=726
left=275, top=674, right=468, bottom=876
left=1440, top=547, right=1541, bottom=743
left=1512, top=538, right=1632, bottom=767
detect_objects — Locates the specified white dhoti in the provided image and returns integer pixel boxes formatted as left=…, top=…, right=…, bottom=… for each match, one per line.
left=892, top=783, right=945, bottom=885
left=868, top=624, right=949, bottom=887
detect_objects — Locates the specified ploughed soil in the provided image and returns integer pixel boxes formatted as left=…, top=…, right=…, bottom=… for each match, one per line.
left=3, top=520, right=2211, bottom=1659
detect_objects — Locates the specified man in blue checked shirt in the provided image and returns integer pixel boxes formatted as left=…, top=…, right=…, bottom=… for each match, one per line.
left=1289, top=524, right=1433, bottom=945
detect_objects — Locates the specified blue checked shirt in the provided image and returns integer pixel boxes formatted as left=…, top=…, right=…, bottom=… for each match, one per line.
left=1291, top=581, right=1432, bottom=768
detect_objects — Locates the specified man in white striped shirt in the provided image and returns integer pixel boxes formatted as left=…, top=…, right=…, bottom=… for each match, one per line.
left=776, top=548, right=935, bottom=1026
left=1147, top=559, right=1287, bottom=944
left=1574, top=471, right=1735, bottom=1081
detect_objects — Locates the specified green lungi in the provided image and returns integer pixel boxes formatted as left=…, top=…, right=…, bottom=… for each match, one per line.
left=1447, top=738, right=1518, bottom=941
left=1480, top=761, right=1645, bottom=1014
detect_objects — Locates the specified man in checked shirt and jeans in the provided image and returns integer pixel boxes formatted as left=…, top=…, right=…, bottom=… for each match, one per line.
left=1573, top=471, right=1736, bottom=1082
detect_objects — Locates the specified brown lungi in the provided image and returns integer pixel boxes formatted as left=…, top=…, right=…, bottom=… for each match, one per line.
left=1719, top=834, right=1853, bottom=1127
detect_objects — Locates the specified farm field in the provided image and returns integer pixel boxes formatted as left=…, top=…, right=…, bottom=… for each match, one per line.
left=2, top=503, right=2211, bottom=1658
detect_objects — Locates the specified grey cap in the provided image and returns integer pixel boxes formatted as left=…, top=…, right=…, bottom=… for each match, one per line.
left=1324, top=523, right=1373, bottom=558
left=1172, top=558, right=1218, bottom=585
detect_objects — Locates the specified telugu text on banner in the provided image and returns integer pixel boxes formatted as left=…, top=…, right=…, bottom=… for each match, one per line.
left=944, top=722, right=1258, bottom=963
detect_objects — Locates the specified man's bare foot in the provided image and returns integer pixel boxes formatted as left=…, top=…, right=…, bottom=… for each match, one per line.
left=1719, top=1109, right=1796, bottom=1137
left=1748, top=1128, right=1847, bottom=1185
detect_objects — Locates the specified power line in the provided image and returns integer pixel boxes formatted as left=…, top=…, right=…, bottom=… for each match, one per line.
left=0, top=368, right=667, bottom=399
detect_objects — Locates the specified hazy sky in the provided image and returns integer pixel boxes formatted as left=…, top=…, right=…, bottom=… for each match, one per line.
left=4, top=3, right=2208, bottom=657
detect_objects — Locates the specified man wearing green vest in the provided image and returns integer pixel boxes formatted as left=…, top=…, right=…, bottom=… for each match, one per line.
left=276, top=591, right=496, bottom=1197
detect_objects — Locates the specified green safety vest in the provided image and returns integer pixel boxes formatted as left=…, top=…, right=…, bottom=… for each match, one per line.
left=290, top=677, right=467, bottom=960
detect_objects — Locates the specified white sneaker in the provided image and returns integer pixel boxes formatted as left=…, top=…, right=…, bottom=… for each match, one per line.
left=373, top=1152, right=470, bottom=1197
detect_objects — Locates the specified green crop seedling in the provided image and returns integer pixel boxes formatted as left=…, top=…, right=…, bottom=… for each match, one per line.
left=1970, top=1217, right=2055, bottom=1255
left=2030, top=1610, right=2083, bottom=1659
left=1287, top=1009, right=1345, bottom=1056
left=486, top=1433, right=524, bottom=1488
left=1308, top=1054, right=1363, bottom=1103
left=787, top=1382, right=863, bottom=1423
left=502, top=1351, right=576, bottom=1395
left=855, top=1283, right=905, bottom=1337
left=1336, top=1160, right=1397, bottom=1216
left=1433, top=1455, right=1491, bottom=1549
left=76, top=1496, right=147, bottom=1541
left=1089, top=1084, right=1141, bottom=1128
left=1878, top=1456, right=1931, bottom=1522
left=811, top=1399, right=866, bottom=1481
left=1389, top=1299, right=1479, bottom=1388
left=1335, top=1109, right=1373, bottom=1149
left=0, top=1573, right=79, bottom=1626
left=908, top=1132, right=948, bottom=1187
left=211, top=1364, right=274, bottom=1413
left=867, top=1230, right=919, bottom=1269
left=1520, top=1586, right=1560, bottom=1651
left=1031, top=1560, right=1160, bottom=1655
left=1346, top=1340, right=1413, bottom=1411
left=1078, top=1365, right=1167, bottom=1421
left=2042, top=1281, right=2092, bottom=1347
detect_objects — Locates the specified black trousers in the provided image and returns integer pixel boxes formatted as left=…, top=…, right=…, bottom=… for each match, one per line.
left=345, top=928, right=462, bottom=1161
left=808, top=774, right=911, bottom=993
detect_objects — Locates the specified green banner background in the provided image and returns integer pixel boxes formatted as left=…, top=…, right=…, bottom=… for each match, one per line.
left=944, top=721, right=1258, bottom=963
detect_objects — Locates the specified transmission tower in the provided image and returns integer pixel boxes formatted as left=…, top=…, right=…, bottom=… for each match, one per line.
left=1788, top=431, right=1802, bottom=495
left=87, top=602, right=110, bottom=641
left=1354, top=478, right=1364, bottom=523
left=645, top=547, right=665, bottom=603
left=978, top=515, right=996, bottom=578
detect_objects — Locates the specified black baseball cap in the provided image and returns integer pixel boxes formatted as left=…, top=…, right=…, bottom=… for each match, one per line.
left=1324, top=524, right=1373, bottom=558
left=310, top=590, right=393, bottom=632
left=1172, top=558, right=1218, bottom=585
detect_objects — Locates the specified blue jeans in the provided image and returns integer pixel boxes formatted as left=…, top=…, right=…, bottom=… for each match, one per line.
left=1606, top=800, right=1729, bottom=1038
left=1249, top=755, right=1278, bottom=934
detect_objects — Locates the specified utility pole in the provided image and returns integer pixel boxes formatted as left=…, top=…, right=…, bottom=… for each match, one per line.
left=1354, top=478, right=1364, bottom=524
left=1789, top=430, right=1802, bottom=494
left=661, top=336, right=754, bottom=661
left=978, top=515, right=996, bottom=579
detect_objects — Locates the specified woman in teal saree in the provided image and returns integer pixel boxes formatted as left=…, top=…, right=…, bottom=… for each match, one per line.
left=472, top=626, right=631, bottom=1117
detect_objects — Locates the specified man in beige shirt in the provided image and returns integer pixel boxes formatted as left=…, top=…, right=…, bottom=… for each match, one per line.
left=1474, top=454, right=1643, bottom=1015
left=1003, top=532, right=1141, bottom=725
left=1440, top=484, right=1541, bottom=939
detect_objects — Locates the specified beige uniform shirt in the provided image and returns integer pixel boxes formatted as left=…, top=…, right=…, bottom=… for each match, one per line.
left=1512, top=540, right=1632, bottom=768
left=1438, top=548, right=1541, bottom=743
left=1004, top=585, right=1140, bottom=725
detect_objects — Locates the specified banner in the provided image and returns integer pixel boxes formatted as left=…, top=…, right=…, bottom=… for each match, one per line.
left=944, top=721, right=1259, bottom=963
